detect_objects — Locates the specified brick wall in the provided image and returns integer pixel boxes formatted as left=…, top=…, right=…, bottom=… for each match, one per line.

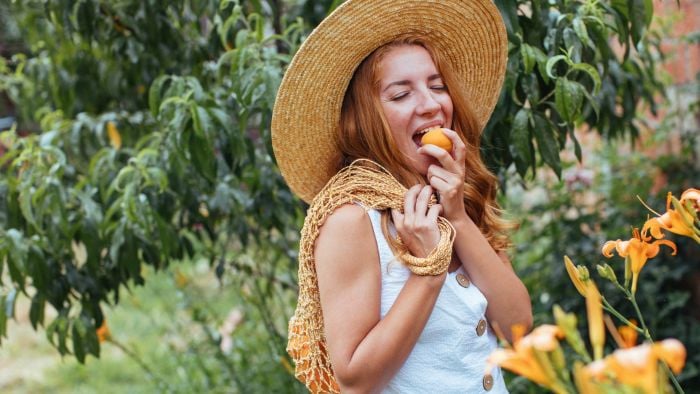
left=656, top=0, right=700, bottom=86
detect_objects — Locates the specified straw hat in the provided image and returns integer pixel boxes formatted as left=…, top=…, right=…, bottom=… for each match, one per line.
left=272, top=0, right=507, bottom=203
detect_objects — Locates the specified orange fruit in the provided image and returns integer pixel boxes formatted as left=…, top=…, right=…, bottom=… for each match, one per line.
left=421, top=128, right=452, bottom=151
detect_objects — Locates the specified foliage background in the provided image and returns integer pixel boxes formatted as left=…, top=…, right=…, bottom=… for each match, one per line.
left=0, top=0, right=698, bottom=392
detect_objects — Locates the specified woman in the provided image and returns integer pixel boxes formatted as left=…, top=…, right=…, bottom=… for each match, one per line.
left=272, top=0, right=532, bottom=392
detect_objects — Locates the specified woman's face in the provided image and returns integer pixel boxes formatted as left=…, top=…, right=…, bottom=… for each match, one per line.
left=377, top=45, right=454, bottom=176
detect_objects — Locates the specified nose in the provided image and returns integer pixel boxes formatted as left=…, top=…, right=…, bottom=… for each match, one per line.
left=415, top=89, right=441, bottom=116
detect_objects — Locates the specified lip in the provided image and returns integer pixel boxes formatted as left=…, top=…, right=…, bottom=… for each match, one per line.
left=413, top=120, right=444, bottom=135
left=412, top=120, right=444, bottom=148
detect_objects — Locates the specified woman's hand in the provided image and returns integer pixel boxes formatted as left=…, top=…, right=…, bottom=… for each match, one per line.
left=418, top=128, right=468, bottom=223
left=391, top=184, right=442, bottom=258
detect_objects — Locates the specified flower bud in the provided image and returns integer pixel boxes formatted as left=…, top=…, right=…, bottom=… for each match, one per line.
left=596, top=263, right=618, bottom=284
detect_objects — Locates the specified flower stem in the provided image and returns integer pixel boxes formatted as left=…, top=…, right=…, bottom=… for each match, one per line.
left=601, top=297, right=643, bottom=333
left=628, top=292, right=685, bottom=394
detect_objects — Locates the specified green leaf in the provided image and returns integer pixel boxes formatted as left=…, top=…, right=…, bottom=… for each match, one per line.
left=0, top=295, right=6, bottom=343
left=188, top=131, right=216, bottom=183
left=5, top=230, right=27, bottom=289
left=555, top=78, right=585, bottom=123
left=512, top=108, right=534, bottom=176
left=572, top=17, right=593, bottom=49
left=190, top=104, right=213, bottom=138
left=521, top=73, right=540, bottom=104
left=629, top=0, right=652, bottom=45
left=570, top=129, right=583, bottom=163
left=546, top=55, right=568, bottom=79
left=521, top=44, right=537, bottom=74
left=495, top=0, right=521, bottom=38
left=72, top=319, right=86, bottom=363
left=84, top=319, right=100, bottom=358
left=29, top=294, right=45, bottom=330
left=149, top=75, right=170, bottom=117
left=532, top=114, right=561, bottom=177
left=570, top=63, right=602, bottom=95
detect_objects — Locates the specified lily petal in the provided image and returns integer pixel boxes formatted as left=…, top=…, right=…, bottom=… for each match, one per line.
left=642, top=217, right=665, bottom=239
left=565, top=256, right=588, bottom=297
left=680, top=188, right=700, bottom=211
left=648, top=239, right=677, bottom=258
left=488, top=349, right=551, bottom=387
left=586, top=282, right=605, bottom=360
left=654, top=338, right=686, bottom=375
left=615, top=240, right=631, bottom=258
left=618, top=320, right=638, bottom=349
left=601, top=241, right=619, bottom=258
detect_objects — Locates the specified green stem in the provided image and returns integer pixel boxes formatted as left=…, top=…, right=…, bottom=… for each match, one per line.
left=629, top=292, right=685, bottom=394
left=628, top=292, right=651, bottom=340
left=601, top=297, right=643, bottom=333
left=662, top=361, right=685, bottom=394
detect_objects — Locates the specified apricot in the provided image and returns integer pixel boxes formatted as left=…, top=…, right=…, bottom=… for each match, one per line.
left=421, top=128, right=452, bottom=151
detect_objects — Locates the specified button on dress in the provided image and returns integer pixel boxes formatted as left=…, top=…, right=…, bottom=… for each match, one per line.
left=364, top=208, right=508, bottom=393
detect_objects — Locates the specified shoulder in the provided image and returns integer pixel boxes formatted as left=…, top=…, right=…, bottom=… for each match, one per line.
left=320, top=203, right=371, bottom=235
left=315, top=203, right=378, bottom=273
left=316, top=204, right=375, bottom=251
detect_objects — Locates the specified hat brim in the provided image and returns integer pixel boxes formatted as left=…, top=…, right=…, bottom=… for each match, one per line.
left=272, top=0, right=507, bottom=203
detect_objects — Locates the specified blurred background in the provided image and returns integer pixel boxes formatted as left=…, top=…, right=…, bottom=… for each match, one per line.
left=0, top=0, right=698, bottom=393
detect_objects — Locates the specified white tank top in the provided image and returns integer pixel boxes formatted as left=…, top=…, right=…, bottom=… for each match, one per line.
left=364, top=208, right=508, bottom=393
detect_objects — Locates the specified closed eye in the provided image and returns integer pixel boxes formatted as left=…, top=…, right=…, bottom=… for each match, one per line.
left=389, top=92, right=409, bottom=101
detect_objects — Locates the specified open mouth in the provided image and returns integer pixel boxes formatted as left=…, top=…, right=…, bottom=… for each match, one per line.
left=412, top=126, right=441, bottom=147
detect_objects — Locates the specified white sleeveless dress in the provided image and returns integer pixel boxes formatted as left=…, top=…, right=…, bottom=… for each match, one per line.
left=363, top=208, right=509, bottom=393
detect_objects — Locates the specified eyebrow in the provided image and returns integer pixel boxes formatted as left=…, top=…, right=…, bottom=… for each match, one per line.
left=381, top=74, right=443, bottom=93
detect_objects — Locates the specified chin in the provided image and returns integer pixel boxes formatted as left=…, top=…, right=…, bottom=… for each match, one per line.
left=410, top=159, right=432, bottom=178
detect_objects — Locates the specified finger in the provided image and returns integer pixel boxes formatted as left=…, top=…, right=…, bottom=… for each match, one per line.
left=428, top=163, right=457, bottom=179
left=390, top=208, right=404, bottom=233
left=403, top=184, right=421, bottom=224
left=427, top=203, right=442, bottom=222
left=439, top=128, right=467, bottom=165
left=429, top=165, right=464, bottom=190
left=419, top=143, right=453, bottom=166
left=415, top=185, right=433, bottom=217
left=428, top=175, right=450, bottom=194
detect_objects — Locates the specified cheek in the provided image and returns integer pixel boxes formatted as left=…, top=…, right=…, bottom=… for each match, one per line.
left=384, top=106, right=407, bottom=128
left=441, top=96, right=454, bottom=122
left=383, top=105, right=411, bottom=137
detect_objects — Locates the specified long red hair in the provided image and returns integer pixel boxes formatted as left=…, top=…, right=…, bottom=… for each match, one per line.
left=336, top=36, right=512, bottom=252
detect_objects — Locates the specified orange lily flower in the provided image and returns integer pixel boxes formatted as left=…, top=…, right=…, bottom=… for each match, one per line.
left=617, top=320, right=639, bottom=349
left=605, top=339, right=686, bottom=394
left=643, top=189, right=700, bottom=242
left=96, top=320, right=112, bottom=343
left=654, top=338, right=687, bottom=375
left=574, top=360, right=607, bottom=394
left=564, top=256, right=590, bottom=297
left=680, top=188, right=700, bottom=211
left=564, top=256, right=604, bottom=360
left=487, top=325, right=567, bottom=393
left=606, top=344, right=658, bottom=393
left=602, top=228, right=676, bottom=293
left=575, top=339, right=686, bottom=394
left=585, top=281, right=604, bottom=360
left=106, top=121, right=122, bottom=150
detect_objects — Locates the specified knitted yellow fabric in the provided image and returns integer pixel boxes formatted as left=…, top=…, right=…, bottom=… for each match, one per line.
left=287, top=159, right=455, bottom=393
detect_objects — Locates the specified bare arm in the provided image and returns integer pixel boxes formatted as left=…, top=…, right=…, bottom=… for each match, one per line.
left=316, top=188, right=446, bottom=393
left=450, top=216, right=532, bottom=339
left=420, top=129, right=532, bottom=340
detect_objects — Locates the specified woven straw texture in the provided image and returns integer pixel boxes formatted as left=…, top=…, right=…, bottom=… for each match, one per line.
left=272, top=0, right=507, bottom=203
left=287, top=159, right=455, bottom=393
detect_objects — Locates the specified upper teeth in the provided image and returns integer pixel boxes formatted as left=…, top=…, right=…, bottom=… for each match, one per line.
left=416, top=127, right=438, bottom=136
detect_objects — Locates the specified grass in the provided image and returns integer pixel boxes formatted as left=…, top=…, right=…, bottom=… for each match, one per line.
left=0, top=259, right=250, bottom=393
